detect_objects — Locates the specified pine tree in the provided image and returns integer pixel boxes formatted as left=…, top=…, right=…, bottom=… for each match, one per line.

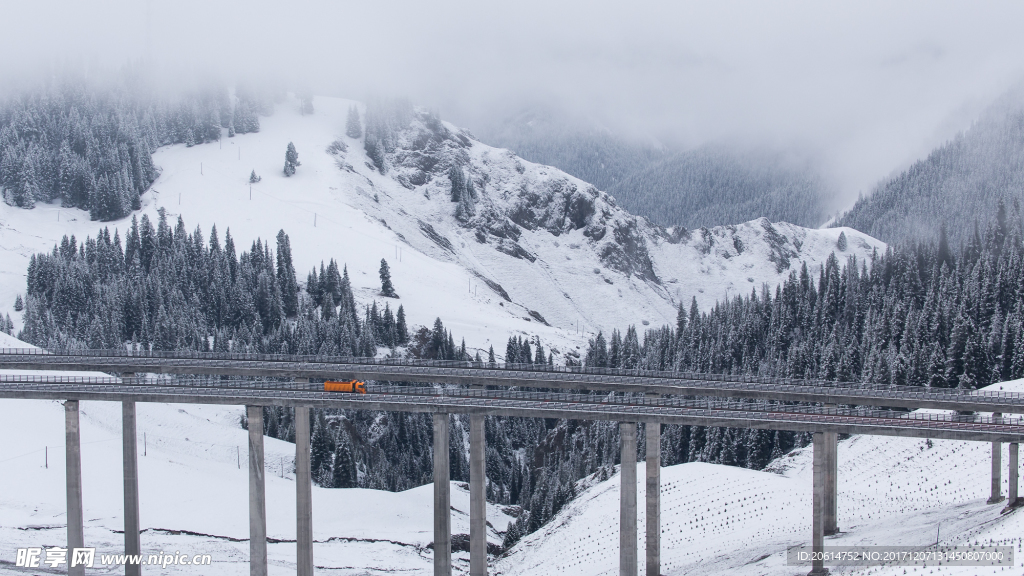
left=331, top=437, right=357, bottom=488
left=346, top=106, right=362, bottom=139
left=503, top=520, right=521, bottom=550
left=276, top=230, right=299, bottom=317
left=365, top=137, right=385, bottom=173
left=449, top=166, right=465, bottom=202
left=233, top=100, right=260, bottom=134
left=379, top=258, right=398, bottom=298
left=13, top=294, right=23, bottom=312
left=284, top=142, right=300, bottom=177
left=249, top=170, right=261, bottom=183
left=310, top=412, right=333, bottom=486
left=396, top=305, right=408, bottom=343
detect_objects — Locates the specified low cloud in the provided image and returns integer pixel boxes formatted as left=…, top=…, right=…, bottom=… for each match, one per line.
left=4, top=0, right=1024, bottom=203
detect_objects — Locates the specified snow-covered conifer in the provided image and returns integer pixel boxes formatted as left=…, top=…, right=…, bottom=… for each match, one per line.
left=346, top=105, right=362, bottom=139
left=379, top=258, right=397, bottom=298
left=284, top=142, right=300, bottom=176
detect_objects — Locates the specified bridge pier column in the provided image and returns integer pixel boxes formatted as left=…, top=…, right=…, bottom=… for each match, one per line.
left=824, top=431, right=838, bottom=536
left=988, top=413, right=1004, bottom=505
left=247, top=406, right=268, bottom=576
left=434, top=413, right=452, bottom=576
left=809, top=432, right=828, bottom=576
left=122, top=396, right=142, bottom=576
left=470, top=414, right=487, bottom=576
left=66, top=400, right=85, bottom=576
left=620, top=422, right=637, bottom=576
left=295, top=406, right=313, bottom=576
left=645, top=422, right=660, bottom=576
left=1008, top=443, right=1019, bottom=509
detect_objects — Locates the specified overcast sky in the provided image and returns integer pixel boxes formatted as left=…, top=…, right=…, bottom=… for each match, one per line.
left=5, top=0, right=1024, bottom=203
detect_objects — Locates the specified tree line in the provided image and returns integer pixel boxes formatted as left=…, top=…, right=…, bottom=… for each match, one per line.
left=0, top=79, right=271, bottom=221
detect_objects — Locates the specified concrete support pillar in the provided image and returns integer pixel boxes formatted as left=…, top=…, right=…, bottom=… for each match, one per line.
left=247, top=406, right=268, bottom=576
left=988, top=413, right=1004, bottom=505
left=645, top=423, right=660, bottom=576
left=809, top=432, right=828, bottom=576
left=620, top=422, right=637, bottom=576
left=66, top=400, right=85, bottom=576
left=122, top=399, right=142, bottom=576
left=433, top=413, right=451, bottom=576
left=470, top=414, right=487, bottom=576
left=824, top=431, right=838, bottom=536
left=1009, top=443, right=1019, bottom=508
left=295, top=406, right=313, bottom=576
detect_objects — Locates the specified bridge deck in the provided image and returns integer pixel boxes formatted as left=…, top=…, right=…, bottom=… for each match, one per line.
left=0, top=375, right=1022, bottom=442
left=1, top=348, right=1022, bottom=414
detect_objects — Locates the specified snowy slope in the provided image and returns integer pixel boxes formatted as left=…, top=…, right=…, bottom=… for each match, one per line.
left=495, top=380, right=1024, bottom=576
left=0, top=94, right=882, bottom=361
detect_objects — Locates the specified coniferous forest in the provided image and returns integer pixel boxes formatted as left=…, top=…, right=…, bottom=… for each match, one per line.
left=591, top=207, right=1024, bottom=390
left=0, top=79, right=268, bottom=220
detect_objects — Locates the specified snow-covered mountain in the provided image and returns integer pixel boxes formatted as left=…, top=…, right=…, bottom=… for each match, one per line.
left=0, top=94, right=1017, bottom=574
left=0, top=94, right=882, bottom=359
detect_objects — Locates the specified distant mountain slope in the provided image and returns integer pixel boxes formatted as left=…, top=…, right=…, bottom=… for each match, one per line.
left=835, top=103, right=1024, bottom=246
left=473, top=109, right=832, bottom=230
left=606, top=147, right=832, bottom=229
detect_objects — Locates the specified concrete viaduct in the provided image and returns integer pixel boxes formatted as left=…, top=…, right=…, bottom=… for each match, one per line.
left=0, top=349, right=1022, bottom=576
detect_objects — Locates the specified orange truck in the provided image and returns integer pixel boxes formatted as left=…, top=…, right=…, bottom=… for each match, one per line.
left=324, top=380, right=367, bottom=394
